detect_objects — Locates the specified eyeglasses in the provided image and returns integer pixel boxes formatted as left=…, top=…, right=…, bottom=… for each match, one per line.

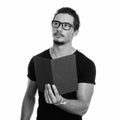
left=52, top=20, right=73, bottom=30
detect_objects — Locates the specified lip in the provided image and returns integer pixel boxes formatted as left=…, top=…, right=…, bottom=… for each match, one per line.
left=55, top=36, right=61, bottom=39
left=56, top=34, right=62, bottom=37
left=54, top=33, right=64, bottom=37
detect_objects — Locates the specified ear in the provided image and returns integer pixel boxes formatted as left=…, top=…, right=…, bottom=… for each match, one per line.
left=73, top=30, right=79, bottom=36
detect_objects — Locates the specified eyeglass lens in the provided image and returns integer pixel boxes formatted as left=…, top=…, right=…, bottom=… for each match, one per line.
left=52, top=20, right=73, bottom=30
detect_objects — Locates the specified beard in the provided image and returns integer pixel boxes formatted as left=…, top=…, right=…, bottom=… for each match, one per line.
left=53, top=40, right=66, bottom=46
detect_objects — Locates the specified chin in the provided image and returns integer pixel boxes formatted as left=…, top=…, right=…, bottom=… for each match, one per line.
left=53, top=40, right=66, bottom=46
left=54, top=38, right=65, bottom=43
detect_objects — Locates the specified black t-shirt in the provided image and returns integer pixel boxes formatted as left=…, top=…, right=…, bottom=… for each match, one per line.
left=27, top=49, right=96, bottom=120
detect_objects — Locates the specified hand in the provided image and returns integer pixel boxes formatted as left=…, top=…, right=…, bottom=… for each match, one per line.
left=44, top=84, right=66, bottom=105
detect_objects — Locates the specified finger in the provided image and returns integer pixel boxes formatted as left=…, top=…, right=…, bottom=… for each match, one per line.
left=46, top=84, right=53, bottom=104
left=52, top=84, right=60, bottom=98
left=47, top=94, right=53, bottom=104
left=47, top=84, right=57, bottom=103
left=44, top=85, right=49, bottom=103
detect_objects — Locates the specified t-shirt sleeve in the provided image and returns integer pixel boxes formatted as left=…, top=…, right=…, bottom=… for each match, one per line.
left=27, top=57, right=36, bottom=81
left=77, top=59, right=96, bottom=84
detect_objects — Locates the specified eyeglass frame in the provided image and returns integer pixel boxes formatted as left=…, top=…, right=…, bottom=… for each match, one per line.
left=51, top=20, right=74, bottom=30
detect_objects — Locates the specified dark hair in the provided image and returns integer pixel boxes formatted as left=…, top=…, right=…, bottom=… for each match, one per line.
left=53, top=7, right=80, bottom=31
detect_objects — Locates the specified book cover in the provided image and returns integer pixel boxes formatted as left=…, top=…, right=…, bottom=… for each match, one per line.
left=34, top=54, right=78, bottom=95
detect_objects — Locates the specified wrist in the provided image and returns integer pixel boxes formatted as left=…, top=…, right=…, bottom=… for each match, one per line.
left=55, top=96, right=68, bottom=106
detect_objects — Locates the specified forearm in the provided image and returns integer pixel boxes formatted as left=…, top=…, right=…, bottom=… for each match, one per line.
left=56, top=98, right=89, bottom=116
left=20, top=96, right=35, bottom=120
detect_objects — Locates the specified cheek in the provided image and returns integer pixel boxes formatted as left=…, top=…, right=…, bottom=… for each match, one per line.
left=65, top=31, right=73, bottom=39
left=52, top=27, right=57, bottom=33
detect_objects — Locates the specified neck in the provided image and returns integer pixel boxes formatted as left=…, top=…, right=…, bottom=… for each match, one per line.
left=50, top=42, right=76, bottom=59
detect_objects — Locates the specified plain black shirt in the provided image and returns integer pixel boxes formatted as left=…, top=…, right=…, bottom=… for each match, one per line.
left=27, top=49, right=96, bottom=120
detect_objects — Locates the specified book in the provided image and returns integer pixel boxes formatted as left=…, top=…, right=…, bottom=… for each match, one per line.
left=33, top=54, right=78, bottom=95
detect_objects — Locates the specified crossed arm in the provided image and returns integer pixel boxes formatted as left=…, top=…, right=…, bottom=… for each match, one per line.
left=44, top=83, right=94, bottom=116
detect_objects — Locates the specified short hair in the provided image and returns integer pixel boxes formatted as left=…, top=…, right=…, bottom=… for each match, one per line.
left=53, top=7, right=80, bottom=31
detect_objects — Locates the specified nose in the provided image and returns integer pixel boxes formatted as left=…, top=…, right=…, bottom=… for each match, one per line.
left=57, top=24, right=63, bottom=31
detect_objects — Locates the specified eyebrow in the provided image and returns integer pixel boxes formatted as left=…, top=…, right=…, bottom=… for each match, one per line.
left=53, top=20, right=73, bottom=25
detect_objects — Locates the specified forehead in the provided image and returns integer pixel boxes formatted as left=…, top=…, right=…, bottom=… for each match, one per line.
left=54, top=13, right=74, bottom=24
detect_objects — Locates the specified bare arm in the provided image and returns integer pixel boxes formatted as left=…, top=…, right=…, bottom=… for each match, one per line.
left=20, top=79, right=37, bottom=120
left=44, top=83, right=94, bottom=116
left=57, top=83, right=94, bottom=116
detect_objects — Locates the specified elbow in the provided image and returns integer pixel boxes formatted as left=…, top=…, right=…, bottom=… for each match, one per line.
left=25, top=93, right=36, bottom=100
left=80, top=107, right=89, bottom=116
left=78, top=104, right=89, bottom=116
left=23, top=94, right=36, bottom=104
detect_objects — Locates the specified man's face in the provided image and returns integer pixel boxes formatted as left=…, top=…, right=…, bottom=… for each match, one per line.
left=52, top=13, right=75, bottom=45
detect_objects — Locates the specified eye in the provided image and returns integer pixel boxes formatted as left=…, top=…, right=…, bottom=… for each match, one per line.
left=64, top=23, right=70, bottom=27
left=52, top=21, right=59, bottom=27
left=63, top=23, right=71, bottom=29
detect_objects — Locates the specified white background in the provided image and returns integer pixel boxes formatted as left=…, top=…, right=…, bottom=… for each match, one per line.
left=0, top=0, right=120, bottom=120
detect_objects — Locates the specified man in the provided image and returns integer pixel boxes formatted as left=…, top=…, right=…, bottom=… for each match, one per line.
left=20, top=7, right=96, bottom=120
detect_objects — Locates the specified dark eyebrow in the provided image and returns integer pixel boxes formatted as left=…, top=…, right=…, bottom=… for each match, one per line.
left=52, top=20, right=73, bottom=25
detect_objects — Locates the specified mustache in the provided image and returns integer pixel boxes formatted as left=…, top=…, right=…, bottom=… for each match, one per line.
left=54, top=32, right=64, bottom=37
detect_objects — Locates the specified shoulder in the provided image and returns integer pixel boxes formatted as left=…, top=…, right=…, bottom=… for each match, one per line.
left=75, top=50, right=96, bottom=84
left=27, top=49, right=50, bottom=81
left=35, top=49, right=50, bottom=58
left=28, top=48, right=50, bottom=69
left=30, top=48, right=50, bottom=61
left=75, top=50, right=96, bottom=68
